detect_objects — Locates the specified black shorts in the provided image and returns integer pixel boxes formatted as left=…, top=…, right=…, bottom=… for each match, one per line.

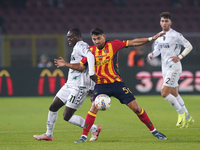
left=92, top=81, right=135, bottom=105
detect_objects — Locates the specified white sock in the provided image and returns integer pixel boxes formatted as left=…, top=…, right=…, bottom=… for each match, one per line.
left=164, top=94, right=184, bottom=114
left=46, top=110, right=58, bottom=137
left=68, top=115, right=97, bottom=132
left=68, top=115, right=85, bottom=128
left=150, top=128, right=157, bottom=133
left=90, top=124, right=97, bottom=132
left=82, top=135, right=87, bottom=138
left=176, top=94, right=190, bottom=118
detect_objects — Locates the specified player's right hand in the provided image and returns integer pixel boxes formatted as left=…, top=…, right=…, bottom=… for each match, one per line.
left=90, top=74, right=97, bottom=82
left=148, top=53, right=154, bottom=60
left=54, top=57, right=66, bottom=68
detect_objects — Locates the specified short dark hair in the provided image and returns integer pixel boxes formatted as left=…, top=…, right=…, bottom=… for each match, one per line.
left=90, top=27, right=104, bottom=36
left=160, top=12, right=172, bottom=20
left=70, top=28, right=82, bottom=37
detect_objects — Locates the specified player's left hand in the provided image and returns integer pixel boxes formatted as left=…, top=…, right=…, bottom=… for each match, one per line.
left=88, top=90, right=93, bottom=97
left=171, top=56, right=180, bottom=63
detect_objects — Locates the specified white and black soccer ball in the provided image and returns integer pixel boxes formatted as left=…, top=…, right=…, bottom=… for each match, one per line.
left=94, top=94, right=111, bottom=110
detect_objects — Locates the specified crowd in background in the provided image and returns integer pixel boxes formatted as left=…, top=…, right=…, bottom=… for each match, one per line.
left=0, top=0, right=199, bottom=67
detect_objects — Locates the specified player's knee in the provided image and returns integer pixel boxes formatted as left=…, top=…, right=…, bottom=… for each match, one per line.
left=171, top=92, right=178, bottom=97
left=161, top=90, right=169, bottom=98
left=63, top=116, right=69, bottom=121
left=127, top=100, right=140, bottom=113
left=63, top=114, right=70, bottom=121
left=49, top=104, right=58, bottom=112
left=129, top=104, right=140, bottom=113
left=132, top=105, right=140, bottom=113
left=161, top=93, right=167, bottom=98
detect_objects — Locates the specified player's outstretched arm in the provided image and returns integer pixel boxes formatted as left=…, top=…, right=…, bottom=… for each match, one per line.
left=128, top=32, right=165, bottom=47
left=54, top=57, right=86, bottom=71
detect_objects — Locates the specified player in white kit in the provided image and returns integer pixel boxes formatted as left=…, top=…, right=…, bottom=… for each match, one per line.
left=33, top=28, right=101, bottom=141
left=148, top=12, right=194, bottom=128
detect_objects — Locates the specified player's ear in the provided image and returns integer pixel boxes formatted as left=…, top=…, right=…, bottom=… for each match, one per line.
left=76, top=34, right=81, bottom=39
left=103, top=34, right=106, bottom=39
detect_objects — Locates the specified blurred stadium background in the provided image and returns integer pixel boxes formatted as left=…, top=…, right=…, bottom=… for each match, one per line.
left=0, top=2, right=199, bottom=149
left=0, top=0, right=200, bottom=67
left=0, top=0, right=199, bottom=96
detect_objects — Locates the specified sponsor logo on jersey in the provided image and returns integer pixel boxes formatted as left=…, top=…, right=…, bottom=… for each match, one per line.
left=96, top=57, right=111, bottom=66
left=158, top=43, right=170, bottom=48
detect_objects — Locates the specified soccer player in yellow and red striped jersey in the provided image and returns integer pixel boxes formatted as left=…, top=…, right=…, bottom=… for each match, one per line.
left=75, top=27, right=167, bottom=143
left=89, top=40, right=126, bottom=84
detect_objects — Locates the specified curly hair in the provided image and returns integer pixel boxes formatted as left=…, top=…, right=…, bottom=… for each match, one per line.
left=160, top=12, right=172, bottom=20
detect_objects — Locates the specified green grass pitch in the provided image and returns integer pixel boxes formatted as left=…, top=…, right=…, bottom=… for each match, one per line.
left=0, top=95, right=200, bottom=150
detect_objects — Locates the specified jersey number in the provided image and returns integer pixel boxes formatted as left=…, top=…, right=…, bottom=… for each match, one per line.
left=166, top=78, right=170, bottom=84
left=69, top=95, right=76, bottom=103
left=122, top=87, right=132, bottom=94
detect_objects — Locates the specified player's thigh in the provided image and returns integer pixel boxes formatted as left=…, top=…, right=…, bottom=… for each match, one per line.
left=163, top=70, right=181, bottom=88
left=91, top=84, right=111, bottom=102
left=56, top=85, right=71, bottom=104
left=92, top=82, right=135, bottom=104
left=112, top=82, right=136, bottom=105
left=66, top=87, right=88, bottom=110
left=92, top=82, right=135, bottom=105
left=49, top=96, right=65, bottom=111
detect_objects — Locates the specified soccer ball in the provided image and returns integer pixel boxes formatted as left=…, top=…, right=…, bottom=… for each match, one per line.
left=94, top=94, right=111, bottom=110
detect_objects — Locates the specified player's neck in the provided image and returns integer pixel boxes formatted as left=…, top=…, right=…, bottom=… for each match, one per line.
left=97, top=42, right=106, bottom=50
left=78, top=38, right=82, bottom=42
left=163, top=28, right=171, bottom=32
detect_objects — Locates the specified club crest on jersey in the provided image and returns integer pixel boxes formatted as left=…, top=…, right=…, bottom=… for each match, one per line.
left=103, top=49, right=108, bottom=53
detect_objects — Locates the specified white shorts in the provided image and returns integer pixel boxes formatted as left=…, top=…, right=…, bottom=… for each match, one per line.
left=163, top=64, right=181, bottom=87
left=56, top=84, right=89, bottom=110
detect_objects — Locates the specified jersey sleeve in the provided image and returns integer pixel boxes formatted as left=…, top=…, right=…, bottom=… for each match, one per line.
left=111, top=40, right=128, bottom=53
left=80, top=56, right=88, bottom=67
left=78, top=43, right=91, bottom=57
left=177, top=33, right=191, bottom=48
left=152, top=40, right=161, bottom=57
left=79, top=43, right=95, bottom=76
